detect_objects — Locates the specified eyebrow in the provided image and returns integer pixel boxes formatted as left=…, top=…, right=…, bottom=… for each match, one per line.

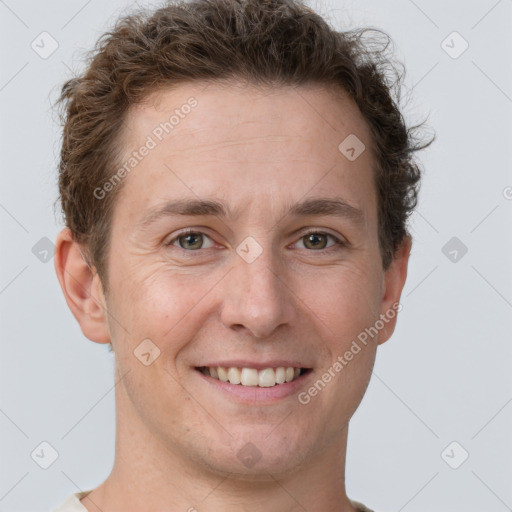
left=136, top=196, right=365, bottom=230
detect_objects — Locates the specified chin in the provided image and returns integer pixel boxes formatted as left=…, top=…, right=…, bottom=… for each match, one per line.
left=196, top=430, right=310, bottom=479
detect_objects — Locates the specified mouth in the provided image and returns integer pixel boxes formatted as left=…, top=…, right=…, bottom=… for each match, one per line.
left=193, top=365, right=314, bottom=404
left=195, top=365, right=312, bottom=387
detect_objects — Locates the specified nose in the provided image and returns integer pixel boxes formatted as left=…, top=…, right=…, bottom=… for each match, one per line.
left=220, top=246, right=297, bottom=339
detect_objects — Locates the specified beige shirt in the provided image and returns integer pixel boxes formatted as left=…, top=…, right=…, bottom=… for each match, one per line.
left=51, top=490, right=376, bottom=511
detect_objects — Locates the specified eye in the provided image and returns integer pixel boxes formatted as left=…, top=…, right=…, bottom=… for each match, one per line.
left=168, top=229, right=215, bottom=251
left=166, top=228, right=346, bottom=253
left=294, top=230, right=345, bottom=251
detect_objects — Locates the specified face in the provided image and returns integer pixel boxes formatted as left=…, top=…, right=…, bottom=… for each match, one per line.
left=87, top=81, right=408, bottom=478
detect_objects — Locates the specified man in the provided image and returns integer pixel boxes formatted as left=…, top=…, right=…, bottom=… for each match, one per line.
left=52, top=0, right=432, bottom=510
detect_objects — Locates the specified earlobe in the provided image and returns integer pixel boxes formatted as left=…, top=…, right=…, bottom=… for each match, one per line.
left=54, top=228, right=111, bottom=344
left=377, top=236, right=412, bottom=346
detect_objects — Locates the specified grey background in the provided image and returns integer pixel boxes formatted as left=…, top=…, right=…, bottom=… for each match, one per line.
left=1, top=0, right=511, bottom=511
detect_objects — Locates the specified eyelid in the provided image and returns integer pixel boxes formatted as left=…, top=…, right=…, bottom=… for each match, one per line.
left=295, top=228, right=346, bottom=249
left=167, top=227, right=347, bottom=252
left=167, top=228, right=216, bottom=250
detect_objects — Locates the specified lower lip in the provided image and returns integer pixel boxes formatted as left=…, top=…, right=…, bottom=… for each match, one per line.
left=194, top=368, right=314, bottom=404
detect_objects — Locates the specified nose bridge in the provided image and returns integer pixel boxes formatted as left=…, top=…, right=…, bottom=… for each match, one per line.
left=239, top=243, right=281, bottom=298
left=220, top=237, right=295, bottom=338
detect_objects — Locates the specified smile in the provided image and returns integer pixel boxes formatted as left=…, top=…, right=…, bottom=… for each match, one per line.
left=196, top=366, right=311, bottom=387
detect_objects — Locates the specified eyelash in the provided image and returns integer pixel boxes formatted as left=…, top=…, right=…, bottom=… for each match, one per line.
left=166, top=228, right=346, bottom=254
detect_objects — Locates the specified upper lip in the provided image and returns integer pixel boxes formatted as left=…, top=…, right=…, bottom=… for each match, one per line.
left=195, top=360, right=312, bottom=371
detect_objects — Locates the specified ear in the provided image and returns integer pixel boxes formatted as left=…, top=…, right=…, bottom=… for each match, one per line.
left=377, top=235, right=412, bottom=346
left=54, top=228, right=111, bottom=344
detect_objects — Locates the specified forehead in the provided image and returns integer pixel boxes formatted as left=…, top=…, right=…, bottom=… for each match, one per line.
left=115, top=80, right=377, bottom=227
left=124, top=80, right=373, bottom=158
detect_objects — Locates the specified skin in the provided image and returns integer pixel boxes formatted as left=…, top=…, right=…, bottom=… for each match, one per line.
left=55, top=80, right=411, bottom=512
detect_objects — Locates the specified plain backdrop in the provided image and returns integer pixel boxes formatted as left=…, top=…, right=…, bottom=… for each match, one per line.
left=1, top=0, right=511, bottom=511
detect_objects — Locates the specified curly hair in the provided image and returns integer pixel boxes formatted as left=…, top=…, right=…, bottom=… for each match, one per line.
left=56, top=0, right=434, bottom=298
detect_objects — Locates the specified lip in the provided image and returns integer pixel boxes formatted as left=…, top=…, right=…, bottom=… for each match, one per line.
left=195, top=361, right=311, bottom=371
left=194, top=367, right=314, bottom=404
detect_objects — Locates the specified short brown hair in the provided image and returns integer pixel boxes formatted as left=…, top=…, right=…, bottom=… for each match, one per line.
left=56, top=0, right=434, bottom=295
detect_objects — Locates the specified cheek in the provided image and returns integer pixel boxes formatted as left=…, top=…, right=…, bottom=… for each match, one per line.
left=310, top=270, right=380, bottom=411
left=109, top=264, right=219, bottom=348
left=300, top=262, right=382, bottom=339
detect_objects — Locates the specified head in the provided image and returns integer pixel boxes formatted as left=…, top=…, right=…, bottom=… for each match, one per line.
left=54, top=0, right=433, bottom=481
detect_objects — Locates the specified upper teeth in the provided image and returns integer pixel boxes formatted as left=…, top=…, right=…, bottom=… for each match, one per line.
left=202, top=366, right=302, bottom=387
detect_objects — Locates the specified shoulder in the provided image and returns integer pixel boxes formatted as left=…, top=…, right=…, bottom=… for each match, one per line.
left=350, top=499, right=376, bottom=512
left=50, top=490, right=92, bottom=512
